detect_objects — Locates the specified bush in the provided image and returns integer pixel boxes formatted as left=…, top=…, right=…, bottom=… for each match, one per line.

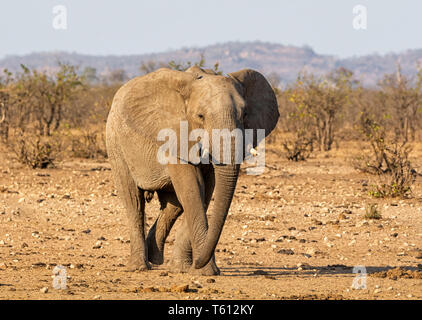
left=364, top=203, right=382, bottom=219
left=282, top=135, right=314, bottom=161
left=10, top=133, right=61, bottom=169
left=70, top=129, right=107, bottom=159
left=368, top=144, right=416, bottom=198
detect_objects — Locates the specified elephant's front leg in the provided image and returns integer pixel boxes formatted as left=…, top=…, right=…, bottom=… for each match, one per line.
left=166, top=164, right=211, bottom=272
left=167, top=164, right=219, bottom=275
left=172, top=218, right=220, bottom=275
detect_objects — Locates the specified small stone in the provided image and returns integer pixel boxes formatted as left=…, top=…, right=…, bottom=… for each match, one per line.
left=206, top=278, right=216, bottom=283
left=93, top=295, right=101, bottom=300
left=40, top=287, right=49, bottom=294
left=338, top=213, right=347, bottom=220
left=170, top=284, right=189, bottom=293
left=306, top=248, right=317, bottom=255
left=277, top=249, right=294, bottom=255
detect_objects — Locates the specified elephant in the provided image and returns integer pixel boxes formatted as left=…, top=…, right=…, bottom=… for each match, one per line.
left=105, top=66, right=279, bottom=275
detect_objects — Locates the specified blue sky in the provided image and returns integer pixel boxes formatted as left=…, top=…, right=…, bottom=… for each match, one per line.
left=1, top=0, right=421, bottom=58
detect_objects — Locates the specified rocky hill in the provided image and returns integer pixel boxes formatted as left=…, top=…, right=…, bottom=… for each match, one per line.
left=1, top=41, right=421, bottom=86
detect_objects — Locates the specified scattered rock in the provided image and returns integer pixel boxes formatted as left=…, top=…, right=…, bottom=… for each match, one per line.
left=40, top=287, right=49, bottom=294
left=312, top=219, right=323, bottom=226
left=170, top=284, right=189, bottom=293
left=277, top=249, right=294, bottom=255
left=338, top=213, right=347, bottom=220
left=370, top=267, right=422, bottom=280
left=32, top=262, right=47, bottom=268
left=192, top=280, right=202, bottom=288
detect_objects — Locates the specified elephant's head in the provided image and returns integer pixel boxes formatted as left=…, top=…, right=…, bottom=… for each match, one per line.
left=121, top=66, right=279, bottom=268
left=180, top=66, right=279, bottom=268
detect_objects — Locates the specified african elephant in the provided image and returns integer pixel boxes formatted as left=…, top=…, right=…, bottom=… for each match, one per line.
left=106, top=66, right=279, bottom=275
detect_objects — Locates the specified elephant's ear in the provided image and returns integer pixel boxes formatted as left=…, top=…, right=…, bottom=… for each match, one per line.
left=117, top=68, right=198, bottom=164
left=228, top=69, right=279, bottom=146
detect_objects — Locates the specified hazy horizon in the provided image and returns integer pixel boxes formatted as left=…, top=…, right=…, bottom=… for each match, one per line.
left=1, top=40, right=421, bottom=61
left=2, top=0, right=422, bottom=59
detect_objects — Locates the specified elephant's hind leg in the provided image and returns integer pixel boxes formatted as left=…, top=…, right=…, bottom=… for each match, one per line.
left=111, top=157, right=150, bottom=271
left=146, top=191, right=183, bottom=265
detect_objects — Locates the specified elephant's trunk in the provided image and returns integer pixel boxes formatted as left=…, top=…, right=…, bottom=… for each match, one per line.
left=194, top=163, right=239, bottom=269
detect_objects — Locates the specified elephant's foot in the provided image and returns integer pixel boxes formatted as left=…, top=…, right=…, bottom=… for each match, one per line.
left=169, top=258, right=192, bottom=274
left=189, top=261, right=220, bottom=276
left=127, top=256, right=151, bottom=271
left=146, top=235, right=164, bottom=265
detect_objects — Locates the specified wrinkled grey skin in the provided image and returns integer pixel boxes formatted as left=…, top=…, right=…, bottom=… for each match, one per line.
left=106, top=66, right=279, bottom=275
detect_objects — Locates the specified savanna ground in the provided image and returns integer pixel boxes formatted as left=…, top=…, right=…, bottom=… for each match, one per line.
left=0, top=140, right=421, bottom=300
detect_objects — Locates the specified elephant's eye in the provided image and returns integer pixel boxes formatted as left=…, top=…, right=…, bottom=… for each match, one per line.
left=197, top=114, right=204, bottom=120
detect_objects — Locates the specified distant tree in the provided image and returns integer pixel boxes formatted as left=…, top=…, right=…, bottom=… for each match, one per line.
left=168, top=54, right=223, bottom=75
left=378, top=64, right=422, bottom=143
left=82, top=67, right=98, bottom=84
left=288, top=68, right=354, bottom=151
left=107, top=69, right=128, bottom=84
left=139, top=60, right=167, bottom=75
left=266, top=72, right=282, bottom=96
left=6, top=63, right=83, bottom=136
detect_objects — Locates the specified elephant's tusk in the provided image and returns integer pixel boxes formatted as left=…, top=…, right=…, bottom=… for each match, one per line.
left=250, top=147, right=259, bottom=157
left=201, top=148, right=209, bottom=159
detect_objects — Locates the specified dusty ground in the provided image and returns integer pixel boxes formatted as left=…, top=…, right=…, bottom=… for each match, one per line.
left=0, top=141, right=421, bottom=300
